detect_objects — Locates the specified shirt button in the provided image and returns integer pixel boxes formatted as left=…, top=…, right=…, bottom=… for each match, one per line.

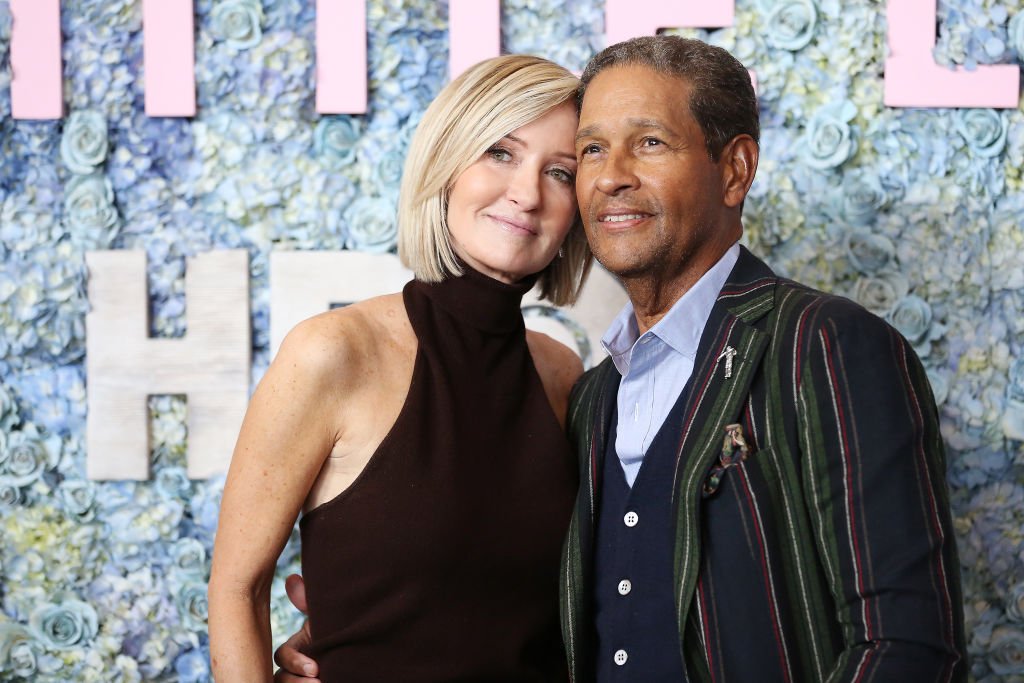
left=618, top=579, right=632, bottom=595
left=614, top=649, right=628, bottom=666
left=623, top=511, right=639, bottom=527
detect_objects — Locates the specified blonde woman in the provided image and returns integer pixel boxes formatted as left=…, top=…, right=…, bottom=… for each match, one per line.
left=208, top=55, right=591, bottom=682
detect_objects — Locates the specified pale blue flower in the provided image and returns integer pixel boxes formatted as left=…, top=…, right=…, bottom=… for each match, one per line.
left=315, top=116, right=363, bottom=169
left=888, top=294, right=942, bottom=356
left=344, top=196, right=398, bottom=252
left=954, top=109, right=1008, bottom=159
left=0, top=424, right=59, bottom=488
left=1010, top=11, right=1024, bottom=56
left=765, top=0, right=818, bottom=51
left=844, top=229, right=895, bottom=273
left=990, top=625, right=1024, bottom=676
left=175, top=582, right=210, bottom=631
left=852, top=271, right=908, bottom=317
left=0, top=624, right=39, bottom=679
left=60, top=111, right=109, bottom=175
left=171, top=538, right=208, bottom=577
left=174, top=648, right=211, bottom=683
left=210, top=0, right=264, bottom=51
left=800, top=101, right=858, bottom=170
left=29, top=599, right=99, bottom=650
left=62, top=174, right=120, bottom=250
left=835, top=171, right=889, bottom=225
left=155, top=466, right=192, bottom=500
left=0, top=484, right=24, bottom=506
left=58, top=479, right=98, bottom=523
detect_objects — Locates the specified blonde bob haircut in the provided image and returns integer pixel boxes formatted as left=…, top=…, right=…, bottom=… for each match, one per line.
left=398, top=54, right=592, bottom=306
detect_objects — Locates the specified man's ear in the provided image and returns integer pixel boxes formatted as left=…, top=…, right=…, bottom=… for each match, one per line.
left=720, top=134, right=759, bottom=209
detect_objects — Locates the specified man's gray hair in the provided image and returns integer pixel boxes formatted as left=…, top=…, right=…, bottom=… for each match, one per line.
left=579, top=36, right=759, bottom=160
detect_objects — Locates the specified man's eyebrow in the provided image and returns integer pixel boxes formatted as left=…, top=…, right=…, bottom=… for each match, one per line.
left=575, top=118, right=673, bottom=143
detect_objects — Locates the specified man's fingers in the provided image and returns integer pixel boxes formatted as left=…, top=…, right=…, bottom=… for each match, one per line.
left=273, top=623, right=317, bottom=677
left=284, top=573, right=309, bottom=613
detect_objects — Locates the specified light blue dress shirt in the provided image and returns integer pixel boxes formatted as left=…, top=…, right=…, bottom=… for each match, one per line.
left=600, top=243, right=740, bottom=487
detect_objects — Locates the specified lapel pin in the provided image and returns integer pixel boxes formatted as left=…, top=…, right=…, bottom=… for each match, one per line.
left=717, top=345, right=737, bottom=379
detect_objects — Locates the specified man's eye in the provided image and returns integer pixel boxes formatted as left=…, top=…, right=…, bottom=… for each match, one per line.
left=642, top=137, right=662, bottom=147
left=580, top=144, right=601, bottom=156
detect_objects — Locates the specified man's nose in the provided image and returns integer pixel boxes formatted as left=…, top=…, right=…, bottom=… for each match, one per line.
left=506, top=166, right=542, bottom=209
left=595, top=148, right=639, bottom=195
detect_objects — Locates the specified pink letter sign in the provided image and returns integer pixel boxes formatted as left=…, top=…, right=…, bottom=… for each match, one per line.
left=884, top=0, right=1019, bottom=108
left=316, top=0, right=368, bottom=114
left=143, top=0, right=196, bottom=117
left=10, top=0, right=63, bottom=119
left=605, top=0, right=734, bottom=45
left=449, top=0, right=501, bottom=79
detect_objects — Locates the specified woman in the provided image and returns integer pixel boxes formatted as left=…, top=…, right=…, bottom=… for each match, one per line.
left=208, top=54, right=591, bottom=682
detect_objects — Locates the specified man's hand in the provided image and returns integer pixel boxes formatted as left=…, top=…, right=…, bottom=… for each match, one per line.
left=273, top=574, right=320, bottom=682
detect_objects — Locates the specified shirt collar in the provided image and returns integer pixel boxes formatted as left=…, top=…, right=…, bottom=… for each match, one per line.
left=601, top=242, right=741, bottom=376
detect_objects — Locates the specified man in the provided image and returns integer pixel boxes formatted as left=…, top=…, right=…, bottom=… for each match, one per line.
left=274, top=36, right=966, bottom=682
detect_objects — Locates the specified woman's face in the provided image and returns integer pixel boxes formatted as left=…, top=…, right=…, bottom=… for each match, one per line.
left=446, top=101, right=579, bottom=284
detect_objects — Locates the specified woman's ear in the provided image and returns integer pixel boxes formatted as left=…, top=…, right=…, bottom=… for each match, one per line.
left=720, top=134, right=759, bottom=209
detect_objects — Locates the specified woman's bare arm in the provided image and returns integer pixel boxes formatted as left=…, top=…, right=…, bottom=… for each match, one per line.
left=208, top=316, right=354, bottom=682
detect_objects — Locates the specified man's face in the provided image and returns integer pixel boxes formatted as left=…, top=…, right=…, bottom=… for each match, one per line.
left=575, top=64, right=733, bottom=283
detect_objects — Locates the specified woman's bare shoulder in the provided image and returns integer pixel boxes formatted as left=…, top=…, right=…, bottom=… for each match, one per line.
left=275, top=292, right=413, bottom=392
left=526, top=330, right=584, bottom=400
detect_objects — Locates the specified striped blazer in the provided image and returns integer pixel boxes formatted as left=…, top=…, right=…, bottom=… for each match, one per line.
left=560, top=247, right=966, bottom=682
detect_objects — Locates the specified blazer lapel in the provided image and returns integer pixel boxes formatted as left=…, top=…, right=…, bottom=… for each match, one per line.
left=668, top=247, right=778, bottom=633
left=562, top=359, right=619, bottom=681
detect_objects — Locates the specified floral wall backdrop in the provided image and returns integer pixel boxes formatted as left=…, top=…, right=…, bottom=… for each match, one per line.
left=1, top=0, right=1023, bottom=679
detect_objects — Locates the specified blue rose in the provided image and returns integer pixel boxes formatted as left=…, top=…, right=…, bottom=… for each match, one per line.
left=837, top=172, right=888, bottom=225
left=1005, top=357, right=1024, bottom=441
left=0, top=484, right=23, bottom=506
left=1008, top=581, right=1024, bottom=623
left=155, top=466, right=191, bottom=499
left=176, top=582, right=209, bottom=631
left=171, top=538, right=208, bottom=577
left=852, top=272, right=908, bottom=317
left=58, top=479, right=97, bottom=523
left=210, top=0, right=264, bottom=51
left=1009, top=11, right=1024, bottom=56
left=315, top=116, right=362, bottom=169
left=954, top=109, right=1008, bottom=159
left=174, top=648, right=211, bottom=683
left=344, top=196, right=398, bottom=253
left=801, top=101, right=858, bottom=170
left=887, top=295, right=937, bottom=355
left=372, top=146, right=406, bottom=195
left=60, top=111, right=108, bottom=175
left=0, top=624, right=38, bottom=678
left=844, top=229, right=895, bottom=273
left=63, top=174, right=120, bottom=250
left=29, top=599, right=98, bottom=650
left=925, top=368, right=949, bottom=407
left=765, top=0, right=818, bottom=51
left=0, top=425, right=58, bottom=488
left=991, top=625, right=1024, bottom=676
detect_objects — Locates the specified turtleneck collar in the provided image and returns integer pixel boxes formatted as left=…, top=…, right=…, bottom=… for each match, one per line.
left=411, top=259, right=537, bottom=334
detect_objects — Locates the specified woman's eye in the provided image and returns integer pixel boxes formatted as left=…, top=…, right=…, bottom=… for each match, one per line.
left=548, top=168, right=574, bottom=184
left=487, top=146, right=513, bottom=162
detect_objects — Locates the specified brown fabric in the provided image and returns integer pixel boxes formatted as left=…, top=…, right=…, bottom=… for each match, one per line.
left=300, top=264, right=577, bottom=682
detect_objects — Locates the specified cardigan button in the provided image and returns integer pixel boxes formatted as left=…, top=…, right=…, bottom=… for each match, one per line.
left=614, top=649, right=628, bottom=666
left=623, top=511, right=639, bottom=527
left=618, top=579, right=632, bottom=595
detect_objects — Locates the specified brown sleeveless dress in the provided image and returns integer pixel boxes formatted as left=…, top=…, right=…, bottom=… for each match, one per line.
left=299, top=264, right=578, bottom=682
